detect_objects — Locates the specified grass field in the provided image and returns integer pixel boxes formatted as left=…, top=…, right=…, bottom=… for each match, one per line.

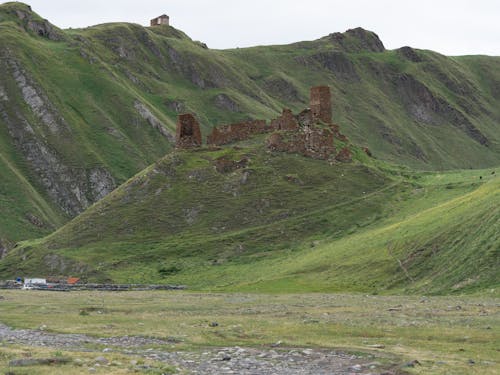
left=2, top=145, right=497, bottom=294
left=0, top=290, right=498, bottom=374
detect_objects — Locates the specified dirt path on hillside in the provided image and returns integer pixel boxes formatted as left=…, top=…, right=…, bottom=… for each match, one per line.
left=0, top=323, right=402, bottom=374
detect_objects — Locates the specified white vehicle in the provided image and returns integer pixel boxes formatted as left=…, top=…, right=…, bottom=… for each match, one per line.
left=22, top=278, right=47, bottom=289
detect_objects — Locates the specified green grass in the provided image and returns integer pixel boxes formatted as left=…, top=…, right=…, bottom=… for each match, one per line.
left=0, top=290, right=498, bottom=375
left=0, top=2, right=499, bottom=245
left=2, top=140, right=497, bottom=294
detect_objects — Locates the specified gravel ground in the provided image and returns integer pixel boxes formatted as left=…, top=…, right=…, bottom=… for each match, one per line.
left=0, top=323, right=397, bottom=374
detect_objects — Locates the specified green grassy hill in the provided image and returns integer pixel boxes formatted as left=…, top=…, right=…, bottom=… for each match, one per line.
left=0, top=2, right=499, bottom=247
left=2, top=140, right=497, bottom=294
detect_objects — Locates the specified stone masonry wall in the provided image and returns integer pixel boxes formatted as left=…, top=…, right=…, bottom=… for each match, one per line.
left=176, top=114, right=202, bottom=149
left=310, top=86, right=332, bottom=123
left=207, top=119, right=269, bottom=146
left=270, top=108, right=299, bottom=131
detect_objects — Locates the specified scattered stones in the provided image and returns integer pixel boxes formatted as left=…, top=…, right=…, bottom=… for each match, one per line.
left=0, top=320, right=395, bottom=374
left=94, top=356, right=109, bottom=365
left=403, top=359, right=421, bottom=367
left=9, top=357, right=71, bottom=366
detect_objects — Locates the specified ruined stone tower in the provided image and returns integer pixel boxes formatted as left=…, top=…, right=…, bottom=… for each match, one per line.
left=175, top=114, right=202, bottom=149
left=310, top=86, right=332, bottom=124
left=150, top=14, right=169, bottom=27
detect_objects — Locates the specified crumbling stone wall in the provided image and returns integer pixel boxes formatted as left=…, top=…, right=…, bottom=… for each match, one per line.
left=267, top=126, right=336, bottom=160
left=176, top=114, right=202, bottom=149
left=271, top=108, right=299, bottom=131
left=310, top=86, right=332, bottom=123
left=265, top=85, right=352, bottom=161
left=207, top=120, right=269, bottom=146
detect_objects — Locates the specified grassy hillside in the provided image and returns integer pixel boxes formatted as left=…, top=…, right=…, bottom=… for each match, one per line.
left=0, top=2, right=499, bottom=246
left=2, top=140, right=497, bottom=294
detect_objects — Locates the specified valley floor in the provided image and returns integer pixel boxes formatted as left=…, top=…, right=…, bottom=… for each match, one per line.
left=0, top=291, right=498, bottom=374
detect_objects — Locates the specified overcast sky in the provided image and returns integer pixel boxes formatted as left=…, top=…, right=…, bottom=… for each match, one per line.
left=3, top=0, right=499, bottom=55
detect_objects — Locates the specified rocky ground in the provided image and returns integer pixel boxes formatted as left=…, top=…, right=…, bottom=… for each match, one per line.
left=0, top=323, right=400, bottom=374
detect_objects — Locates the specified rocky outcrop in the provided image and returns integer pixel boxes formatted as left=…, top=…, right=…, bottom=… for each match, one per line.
left=1, top=57, right=116, bottom=216
left=328, top=27, right=385, bottom=53
left=0, top=239, right=11, bottom=259
left=263, top=76, right=301, bottom=102
left=11, top=5, right=63, bottom=41
left=213, top=93, right=240, bottom=112
left=397, top=46, right=423, bottom=63
left=10, top=59, right=69, bottom=134
left=307, top=51, right=360, bottom=81
left=134, top=100, right=174, bottom=142
left=394, top=73, right=488, bottom=145
left=166, top=99, right=185, bottom=113
left=0, top=85, right=8, bottom=101
left=167, top=47, right=229, bottom=89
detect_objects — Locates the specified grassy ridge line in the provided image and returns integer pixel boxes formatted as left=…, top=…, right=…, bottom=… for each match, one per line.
left=227, top=177, right=499, bottom=294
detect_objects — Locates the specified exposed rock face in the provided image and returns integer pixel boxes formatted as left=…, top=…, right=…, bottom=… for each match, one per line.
left=345, top=27, right=385, bottom=52
left=308, top=51, right=359, bottom=81
left=134, top=100, right=175, bottom=142
left=0, top=239, right=10, bottom=259
left=328, top=27, right=385, bottom=53
left=12, top=6, right=63, bottom=41
left=263, top=76, right=301, bottom=102
left=167, top=47, right=229, bottom=89
left=1, top=55, right=116, bottom=216
left=397, top=46, right=423, bottom=62
left=166, top=100, right=185, bottom=113
left=394, top=73, right=488, bottom=145
left=0, top=85, right=8, bottom=101
left=10, top=59, right=68, bottom=134
left=176, top=114, right=202, bottom=148
left=207, top=120, right=269, bottom=146
left=310, top=86, right=332, bottom=124
left=271, top=109, right=299, bottom=131
left=213, top=93, right=240, bottom=112
left=89, top=168, right=116, bottom=202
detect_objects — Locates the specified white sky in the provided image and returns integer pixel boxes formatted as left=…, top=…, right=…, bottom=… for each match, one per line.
left=2, top=0, right=499, bottom=55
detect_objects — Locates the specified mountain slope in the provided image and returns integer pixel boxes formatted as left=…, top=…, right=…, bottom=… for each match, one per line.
left=1, top=141, right=497, bottom=294
left=0, top=2, right=499, bottom=246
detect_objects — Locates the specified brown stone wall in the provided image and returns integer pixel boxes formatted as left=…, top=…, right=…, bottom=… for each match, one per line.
left=206, top=120, right=269, bottom=145
left=271, top=108, right=299, bottom=131
left=266, top=126, right=336, bottom=160
left=310, top=86, right=332, bottom=124
left=176, top=114, right=202, bottom=149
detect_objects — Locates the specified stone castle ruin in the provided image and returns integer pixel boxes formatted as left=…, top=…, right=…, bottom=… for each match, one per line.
left=175, top=86, right=352, bottom=162
left=150, top=14, right=169, bottom=27
left=175, top=114, right=201, bottom=148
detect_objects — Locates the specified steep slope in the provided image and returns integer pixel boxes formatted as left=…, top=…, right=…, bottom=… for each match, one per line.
left=1, top=2, right=499, bottom=247
left=1, top=141, right=497, bottom=293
